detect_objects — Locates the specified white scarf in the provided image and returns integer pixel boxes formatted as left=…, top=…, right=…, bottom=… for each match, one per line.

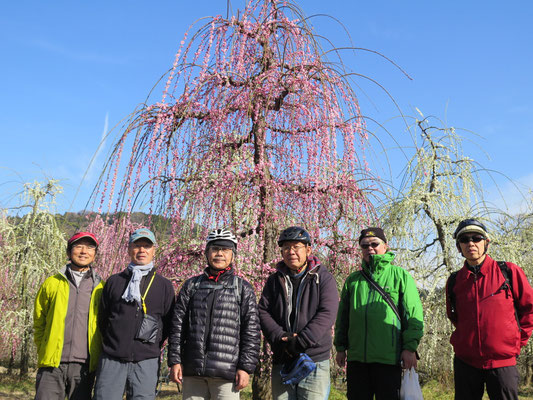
left=122, top=262, right=154, bottom=303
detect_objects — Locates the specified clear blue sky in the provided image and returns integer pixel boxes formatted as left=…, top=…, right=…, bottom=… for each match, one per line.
left=1, top=1, right=531, bottom=213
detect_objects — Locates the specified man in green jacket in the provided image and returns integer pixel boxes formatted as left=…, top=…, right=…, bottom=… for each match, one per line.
left=334, top=227, right=424, bottom=400
left=33, top=232, right=104, bottom=400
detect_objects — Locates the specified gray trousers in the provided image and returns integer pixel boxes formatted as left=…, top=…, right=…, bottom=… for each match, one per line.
left=35, top=362, right=93, bottom=400
left=93, top=354, right=159, bottom=400
left=182, top=376, right=239, bottom=400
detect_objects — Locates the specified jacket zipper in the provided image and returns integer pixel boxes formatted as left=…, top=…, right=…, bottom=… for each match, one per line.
left=363, top=259, right=375, bottom=363
left=292, top=274, right=309, bottom=332
left=203, top=282, right=218, bottom=374
left=132, top=272, right=150, bottom=361
left=67, top=283, right=79, bottom=361
left=364, top=284, right=371, bottom=363
left=474, top=272, right=482, bottom=357
left=283, top=275, right=292, bottom=331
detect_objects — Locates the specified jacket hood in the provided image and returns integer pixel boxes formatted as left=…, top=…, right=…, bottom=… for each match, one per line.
left=362, top=252, right=395, bottom=274
left=276, top=255, right=321, bottom=275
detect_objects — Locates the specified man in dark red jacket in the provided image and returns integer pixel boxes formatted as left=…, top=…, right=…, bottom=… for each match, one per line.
left=446, top=219, right=533, bottom=400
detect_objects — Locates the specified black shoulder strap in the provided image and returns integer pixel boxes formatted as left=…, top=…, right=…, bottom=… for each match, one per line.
left=232, top=275, right=243, bottom=304
left=447, top=271, right=459, bottom=318
left=187, top=275, right=203, bottom=301
left=360, top=269, right=402, bottom=324
left=497, top=261, right=519, bottom=326
left=497, top=261, right=512, bottom=293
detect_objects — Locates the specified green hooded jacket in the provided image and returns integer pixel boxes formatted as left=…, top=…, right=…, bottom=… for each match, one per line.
left=33, top=267, right=104, bottom=372
left=334, top=252, right=424, bottom=365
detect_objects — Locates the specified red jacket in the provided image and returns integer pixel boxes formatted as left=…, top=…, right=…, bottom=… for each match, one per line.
left=446, top=255, right=533, bottom=369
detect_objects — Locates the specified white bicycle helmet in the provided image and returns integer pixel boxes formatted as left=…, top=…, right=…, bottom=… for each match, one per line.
left=206, top=228, right=238, bottom=248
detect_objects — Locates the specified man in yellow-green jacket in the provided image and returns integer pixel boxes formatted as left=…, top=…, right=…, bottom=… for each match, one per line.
left=33, top=232, right=104, bottom=400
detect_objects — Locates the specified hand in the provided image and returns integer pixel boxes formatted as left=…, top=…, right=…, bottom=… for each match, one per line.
left=280, top=332, right=297, bottom=342
left=401, top=350, right=417, bottom=370
left=286, top=335, right=304, bottom=357
left=235, top=369, right=249, bottom=391
left=336, top=351, right=346, bottom=368
left=169, top=363, right=183, bottom=384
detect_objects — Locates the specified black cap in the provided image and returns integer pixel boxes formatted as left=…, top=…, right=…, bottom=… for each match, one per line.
left=278, top=226, right=311, bottom=246
left=206, top=239, right=236, bottom=250
left=359, top=227, right=387, bottom=243
left=453, top=219, right=489, bottom=240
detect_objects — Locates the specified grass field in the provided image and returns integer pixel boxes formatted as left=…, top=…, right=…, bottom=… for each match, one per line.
left=2, top=372, right=533, bottom=399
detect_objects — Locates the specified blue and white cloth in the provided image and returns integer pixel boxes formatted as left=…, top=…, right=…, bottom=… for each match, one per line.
left=122, top=263, right=154, bottom=303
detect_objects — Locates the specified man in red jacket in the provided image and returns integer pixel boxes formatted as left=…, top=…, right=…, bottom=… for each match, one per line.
left=446, top=219, right=533, bottom=399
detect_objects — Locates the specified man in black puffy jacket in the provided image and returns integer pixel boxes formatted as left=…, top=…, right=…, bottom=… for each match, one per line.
left=168, top=228, right=260, bottom=399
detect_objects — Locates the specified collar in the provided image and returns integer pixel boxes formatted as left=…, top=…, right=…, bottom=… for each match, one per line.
left=464, top=254, right=490, bottom=275
left=68, top=262, right=91, bottom=273
left=276, top=255, right=321, bottom=275
left=205, top=266, right=234, bottom=282
left=62, top=263, right=93, bottom=276
left=362, top=252, right=395, bottom=274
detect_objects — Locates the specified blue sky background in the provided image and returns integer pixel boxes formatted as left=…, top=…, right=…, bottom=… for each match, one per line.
left=1, top=1, right=531, bottom=214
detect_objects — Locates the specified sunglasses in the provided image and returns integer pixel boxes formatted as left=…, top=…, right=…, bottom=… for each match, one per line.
left=458, top=235, right=485, bottom=244
left=360, top=242, right=381, bottom=249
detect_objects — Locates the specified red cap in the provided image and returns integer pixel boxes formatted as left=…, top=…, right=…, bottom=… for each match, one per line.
left=68, top=232, right=99, bottom=247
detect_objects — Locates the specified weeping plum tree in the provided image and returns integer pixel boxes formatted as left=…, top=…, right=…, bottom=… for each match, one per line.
left=379, top=112, right=497, bottom=378
left=92, top=0, right=380, bottom=396
left=0, top=180, right=65, bottom=375
left=381, top=112, right=491, bottom=287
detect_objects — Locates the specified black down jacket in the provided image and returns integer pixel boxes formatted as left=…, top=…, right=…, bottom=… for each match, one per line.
left=167, top=267, right=260, bottom=381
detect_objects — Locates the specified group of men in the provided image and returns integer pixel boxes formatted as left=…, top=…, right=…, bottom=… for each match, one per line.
left=33, top=219, right=533, bottom=400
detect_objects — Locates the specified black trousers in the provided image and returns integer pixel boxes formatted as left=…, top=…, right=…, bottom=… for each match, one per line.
left=454, top=357, right=519, bottom=400
left=35, top=362, right=94, bottom=400
left=346, top=361, right=402, bottom=400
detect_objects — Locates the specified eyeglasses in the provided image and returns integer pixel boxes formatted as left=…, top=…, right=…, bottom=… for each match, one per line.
left=131, top=243, right=154, bottom=250
left=210, top=246, right=233, bottom=254
left=458, top=235, right=485, bottom=244
left=281, top=244, right=307, bottom=253
left=360, top=242, right=381, bottom=250
left=72, top=244, right=96, bottom=251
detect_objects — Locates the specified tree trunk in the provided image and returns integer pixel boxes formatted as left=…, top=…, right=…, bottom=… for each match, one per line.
left=7, top=350, right=15, bottom=375
left=525, top=358, right=533, bottom=387
left=252, top=223, right=277, bottom=399
left=19, top=308, right=31, bottom=376
left=252, top=342, right=273, bottom=400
